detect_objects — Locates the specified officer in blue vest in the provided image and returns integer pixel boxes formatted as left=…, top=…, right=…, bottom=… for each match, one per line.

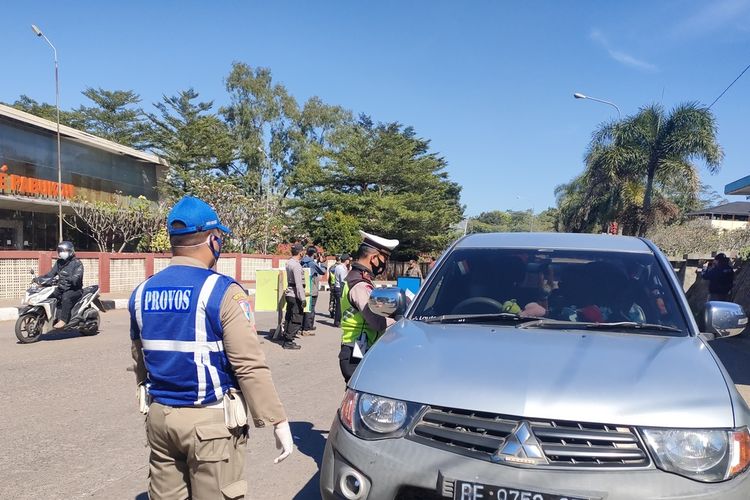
left=129, top=196, right=293, bottom=500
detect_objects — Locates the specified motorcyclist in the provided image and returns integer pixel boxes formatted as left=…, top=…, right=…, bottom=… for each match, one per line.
left=38, top=241, right=84, bottom=328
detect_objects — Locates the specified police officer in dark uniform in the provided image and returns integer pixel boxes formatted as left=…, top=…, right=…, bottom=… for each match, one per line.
left=129, top=196, right=293, bottom=499
left=702, top=253, right=735, bottom=302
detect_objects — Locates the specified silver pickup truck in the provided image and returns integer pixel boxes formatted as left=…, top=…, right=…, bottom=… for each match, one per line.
left=321, top=232, right=750, bottom=500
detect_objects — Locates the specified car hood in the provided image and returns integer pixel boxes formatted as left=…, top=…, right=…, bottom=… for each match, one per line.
left=350, top=320, right=735, bottom=428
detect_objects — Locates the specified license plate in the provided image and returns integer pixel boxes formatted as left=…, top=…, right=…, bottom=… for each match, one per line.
left=454, top=481, right=589, bottom=500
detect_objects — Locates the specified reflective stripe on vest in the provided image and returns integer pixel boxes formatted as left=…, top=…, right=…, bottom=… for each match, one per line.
left=340, top=280, right=378, bottom=347
left=129, top=266, right=237, bottom=407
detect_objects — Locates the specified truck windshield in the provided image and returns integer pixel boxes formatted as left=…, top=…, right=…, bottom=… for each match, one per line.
left=411, top=248, right=689, bottom=335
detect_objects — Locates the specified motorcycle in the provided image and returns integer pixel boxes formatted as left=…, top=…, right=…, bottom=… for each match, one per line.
left=15, top=269, right=106, bottom=344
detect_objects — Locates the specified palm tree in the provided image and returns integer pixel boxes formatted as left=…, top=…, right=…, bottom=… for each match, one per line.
left=587, top=102, right=722, bottom=236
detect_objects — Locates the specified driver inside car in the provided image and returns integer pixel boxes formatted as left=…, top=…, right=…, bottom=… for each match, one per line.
left=454, top=255, right=548, bottom=317
left=38, top=241, right=84, bottom=329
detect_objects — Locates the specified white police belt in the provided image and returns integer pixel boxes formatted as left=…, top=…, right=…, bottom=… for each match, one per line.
left=223, top=389, right=248, bottom=429
left=137, top=393, right=249, bottom=431
left=137, top=385, right=151, bottom=415
left=136, top=386, right=225, bottom=415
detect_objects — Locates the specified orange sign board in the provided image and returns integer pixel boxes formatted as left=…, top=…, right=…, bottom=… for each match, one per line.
left=0, top=165, right=75, bottom=199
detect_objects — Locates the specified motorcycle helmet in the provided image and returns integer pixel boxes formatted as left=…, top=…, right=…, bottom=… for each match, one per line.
left=57, top=241, right=75, bottom=260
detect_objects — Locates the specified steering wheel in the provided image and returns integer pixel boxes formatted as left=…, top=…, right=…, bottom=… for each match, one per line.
left=451, top=297, right=505, bottom=315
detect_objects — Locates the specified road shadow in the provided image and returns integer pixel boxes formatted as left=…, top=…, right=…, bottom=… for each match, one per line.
left=261, top=330, right=294, bottom=350
left=317, top=319, right=339, bottom=328
left=290, top=421, right=328, bottom=500
left=710, top=330, right=750, bottom=385
left=17, top=329, right=86, bottom=343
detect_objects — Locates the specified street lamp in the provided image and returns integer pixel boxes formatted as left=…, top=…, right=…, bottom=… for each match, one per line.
left=516, top=195, right=534, bottom=232
left=573, top=92, right=621, bottom=120
left=257, top=146, right=271, bottom=254
left=31, top=24, right=63, bottom=242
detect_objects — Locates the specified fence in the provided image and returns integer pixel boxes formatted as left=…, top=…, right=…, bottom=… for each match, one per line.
left=0, top=251, right=284, bottom=300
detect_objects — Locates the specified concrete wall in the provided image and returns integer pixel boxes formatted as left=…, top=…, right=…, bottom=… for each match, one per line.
left=710, top=219, right=748, bottom=231
left=0, top=251, right=284, bottom=300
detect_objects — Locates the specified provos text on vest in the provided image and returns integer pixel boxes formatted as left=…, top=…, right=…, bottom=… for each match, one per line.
left=143, top=287, right=193, bottom=313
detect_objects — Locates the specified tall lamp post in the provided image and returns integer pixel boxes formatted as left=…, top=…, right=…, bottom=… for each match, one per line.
left=573, top=92, right=621, bottom=120
left=257, top=147, right=271, bottom=254
left=31, top=24, right=63, bottom=242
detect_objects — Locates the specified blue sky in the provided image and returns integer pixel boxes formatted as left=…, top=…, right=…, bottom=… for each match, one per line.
left=3, top=1, right=750, bottom=216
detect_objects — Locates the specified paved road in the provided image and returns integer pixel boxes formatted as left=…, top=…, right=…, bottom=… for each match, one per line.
left=2, top=294, right=750, bottom=499
left=0, top=296, right=345, bottom=500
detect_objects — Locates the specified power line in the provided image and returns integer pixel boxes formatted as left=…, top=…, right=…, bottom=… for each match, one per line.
left=708, top=62, right=750, bottom=109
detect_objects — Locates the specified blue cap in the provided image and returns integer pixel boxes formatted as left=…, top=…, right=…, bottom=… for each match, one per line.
left=167, top=196, right=232, bottom=236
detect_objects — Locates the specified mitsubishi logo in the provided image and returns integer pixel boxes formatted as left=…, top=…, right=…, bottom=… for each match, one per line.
left=491, top=421, right=548, bottom=465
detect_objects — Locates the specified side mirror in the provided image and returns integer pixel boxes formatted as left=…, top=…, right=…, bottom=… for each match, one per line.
left=368, top=287, right=406, bottom=319
left=705, top=301, right=748, bottom=339
left=29, top=269, right=36, bottom=276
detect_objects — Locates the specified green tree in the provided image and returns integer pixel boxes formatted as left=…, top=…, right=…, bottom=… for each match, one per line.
left=586, top=103, right=722, bottom=235
left=145, top=89, right=235, bottom=196
left=535, top=208, right=559, bottom=232
left=697, top=182, right=728, bottom=210
left=291, top=117, right=464, bottom=255
left=182, top=177, right=284, bottom=254
left=75, top=87, right=147, bottom=147
left=472, top=211, right=512, bottom=232
left=556, top=103, right=722, bottom=235
left=221, top=63, right=351, bottom=201
left=221, top=63, right=298, bottom=196
left=8, top=95, right=84, bottom=128
left=276, top=96, right=352, bottom=198
left=314, top=211, right=361, bottom=255
left=469, top=208, right=557, bottom=234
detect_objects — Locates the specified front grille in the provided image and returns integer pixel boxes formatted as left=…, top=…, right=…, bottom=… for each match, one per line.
left=408, top=406, right=650, bottom=468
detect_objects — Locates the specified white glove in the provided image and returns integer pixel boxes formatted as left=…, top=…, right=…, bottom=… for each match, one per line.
left=137, top=384, right=150, bottom=415
left=273, top=421, right=294, bottom=464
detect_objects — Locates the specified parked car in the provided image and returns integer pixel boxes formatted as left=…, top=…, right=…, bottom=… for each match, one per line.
left=321, top=233, right=750, bottom=500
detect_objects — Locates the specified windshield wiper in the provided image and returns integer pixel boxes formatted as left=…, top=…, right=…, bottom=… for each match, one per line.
left=517, top=319, right=683, bottom=334
left=581, top=321, right=683, bottom=333
left=420, top=313, right=545, bottom=324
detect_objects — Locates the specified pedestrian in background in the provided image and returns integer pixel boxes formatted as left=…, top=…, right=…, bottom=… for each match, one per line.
left=427, top=256, right=437, bottom=274
left=301, top=246, right=327, bottom=335
left=328, top=255, right=341, bottom=318
left=283, top=244, right=306, bottom=350
left=129, top=195, right=293, bottom=500
left=405, top=259, right=423, bottom=279
left=332, top=253, right=351, bottom=327
left=702, top=253, right=735, bottom=302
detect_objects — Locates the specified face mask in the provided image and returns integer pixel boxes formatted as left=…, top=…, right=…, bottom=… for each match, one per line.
left=58, top=252, right=70, bottom=260
left=172, top=233, right=223, bottom=264
left=371, top=254, right=387, bottom=276
left=208, top=235, right=223, bottom=262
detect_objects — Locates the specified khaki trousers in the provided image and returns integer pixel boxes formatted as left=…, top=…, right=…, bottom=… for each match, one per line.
left=146, top=402, right=247, bottom=500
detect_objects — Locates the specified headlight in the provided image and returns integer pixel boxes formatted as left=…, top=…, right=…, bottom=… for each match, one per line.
left=337, top=389, right=423, bottom=440
left=359, top=393, right=408, bottom=433
left=643, top=427, right=750, bottom=482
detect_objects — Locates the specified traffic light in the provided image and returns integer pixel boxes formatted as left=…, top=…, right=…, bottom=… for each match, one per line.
left=608, top=222, right=619, bottom=235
